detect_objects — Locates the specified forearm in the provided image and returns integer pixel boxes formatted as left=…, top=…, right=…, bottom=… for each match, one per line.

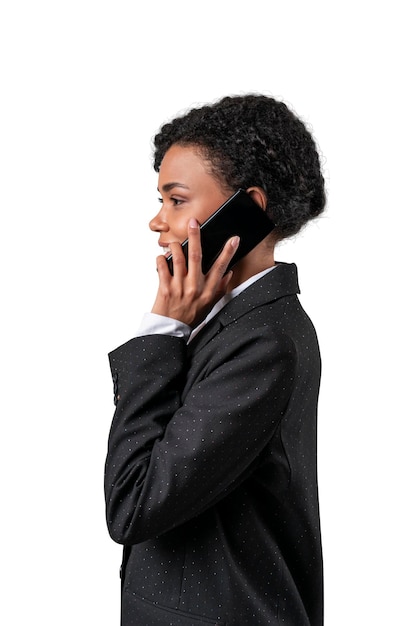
left=104, top=329, right=296, bottom=546
left=104, top=334, right=187, bottom=544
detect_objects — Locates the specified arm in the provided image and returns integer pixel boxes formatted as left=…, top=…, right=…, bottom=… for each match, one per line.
left=105, top=328, right=296, bottom=545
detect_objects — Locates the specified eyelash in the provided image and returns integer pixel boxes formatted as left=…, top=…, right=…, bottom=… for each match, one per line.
left=158, top=197, right=183, bottom=206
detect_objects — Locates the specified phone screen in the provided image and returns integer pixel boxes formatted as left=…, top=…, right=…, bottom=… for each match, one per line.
left=166, top=189, right=275, bottom=275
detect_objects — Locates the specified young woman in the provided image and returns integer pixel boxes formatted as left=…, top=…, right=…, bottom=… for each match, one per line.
left=105, top=94, right=326, bottom=625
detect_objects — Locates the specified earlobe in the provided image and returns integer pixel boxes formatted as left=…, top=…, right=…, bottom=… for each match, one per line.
left=246, top=186, right=268, bottom=210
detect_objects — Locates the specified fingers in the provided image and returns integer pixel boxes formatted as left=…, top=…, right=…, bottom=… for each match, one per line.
left=187, top=217, right=239, bottom=276
left=155, top=241, right=186, bottom=305
left=207, top=235, right=240, bottom=281
left=167, top=241, right=187, bottom=279
left=152, top=219, right=240, bottom=326
left=186, top=216, right=240, bottom=300
left=186, top=218, right=203, bottom=282
left=158, top=219, right=239, bottom=282
left=155, top=253, right=171, bottom=279
left=199, top=235, right=239, bottom=311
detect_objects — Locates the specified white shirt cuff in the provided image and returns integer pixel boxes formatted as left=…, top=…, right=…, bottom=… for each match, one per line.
left=136, top=312, right=192, bottom=341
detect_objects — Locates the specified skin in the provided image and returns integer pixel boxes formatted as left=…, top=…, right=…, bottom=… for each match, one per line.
left=149, top=144, right=276, bottom=328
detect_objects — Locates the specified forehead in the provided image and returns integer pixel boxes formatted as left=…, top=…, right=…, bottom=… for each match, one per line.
left=158, top=145, right=212, bottom=183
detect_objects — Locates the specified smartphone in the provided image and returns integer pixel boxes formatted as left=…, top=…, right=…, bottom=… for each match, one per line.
left=166, top=189, right=275, bottom=275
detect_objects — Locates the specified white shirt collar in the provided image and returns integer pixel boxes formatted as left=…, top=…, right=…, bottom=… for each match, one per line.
left=188, top=265, right=276, bottom=342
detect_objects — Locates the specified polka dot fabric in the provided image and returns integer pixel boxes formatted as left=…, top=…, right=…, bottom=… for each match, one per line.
left=105, top=263, right=323, bottom=625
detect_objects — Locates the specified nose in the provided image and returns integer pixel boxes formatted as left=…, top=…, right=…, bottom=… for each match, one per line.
left=149, top=207, right=168, bottom=233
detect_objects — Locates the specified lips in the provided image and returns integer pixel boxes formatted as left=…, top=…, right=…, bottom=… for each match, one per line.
left=158, top=242, right=171, bottom=257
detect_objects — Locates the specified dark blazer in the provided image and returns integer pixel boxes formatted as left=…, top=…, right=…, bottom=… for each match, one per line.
left=105, top=263, right=323, bottom=625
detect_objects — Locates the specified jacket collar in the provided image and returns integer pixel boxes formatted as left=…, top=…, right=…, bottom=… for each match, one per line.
left=187, top=263, right=300, bottom=354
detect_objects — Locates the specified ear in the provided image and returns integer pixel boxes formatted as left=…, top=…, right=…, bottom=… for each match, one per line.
left=246, top=186, right=268, bottom=210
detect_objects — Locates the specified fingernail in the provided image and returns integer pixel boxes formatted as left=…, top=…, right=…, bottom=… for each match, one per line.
left=189, top=218, right=198, bottom=229
left=231, top=236, right=240, bottom=249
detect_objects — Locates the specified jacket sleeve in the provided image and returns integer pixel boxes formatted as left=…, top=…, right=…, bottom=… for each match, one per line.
left=104, top=330, right=296, bottom=545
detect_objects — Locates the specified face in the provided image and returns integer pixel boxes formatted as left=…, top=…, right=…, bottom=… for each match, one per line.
left=149, top=144, right=232, bottom=254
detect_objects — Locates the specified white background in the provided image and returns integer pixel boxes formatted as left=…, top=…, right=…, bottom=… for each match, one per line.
left=1, top=1, right=416, bottom=624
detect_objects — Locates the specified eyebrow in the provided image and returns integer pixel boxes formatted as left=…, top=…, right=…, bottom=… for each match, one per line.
left=158, top=182, right=190, bottom=193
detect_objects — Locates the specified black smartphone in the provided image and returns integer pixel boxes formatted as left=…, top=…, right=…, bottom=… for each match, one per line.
left=166, top=189, right=275, bottom=275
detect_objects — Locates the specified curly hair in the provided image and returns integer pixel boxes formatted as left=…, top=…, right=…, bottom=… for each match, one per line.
left=153, top=94, right=326, bottom=239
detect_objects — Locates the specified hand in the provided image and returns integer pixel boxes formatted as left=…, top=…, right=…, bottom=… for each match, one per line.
left=151, top=218, right=240, bottom=328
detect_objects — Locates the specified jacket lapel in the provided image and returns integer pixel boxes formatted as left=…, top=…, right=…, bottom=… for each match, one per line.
left=186, top=317, right=223, bottom=356
left=187, top=263, right=300, bottom=356
left=219, top=262, right=299, bottom=327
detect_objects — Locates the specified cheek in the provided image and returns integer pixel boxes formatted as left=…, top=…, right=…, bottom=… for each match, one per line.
left=194, top=200, right=223, bottom=226
left=170, top=214, right=192, bottom=239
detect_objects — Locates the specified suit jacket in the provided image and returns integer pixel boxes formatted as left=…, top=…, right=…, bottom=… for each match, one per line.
left=105, top=263, right=323, bottom=625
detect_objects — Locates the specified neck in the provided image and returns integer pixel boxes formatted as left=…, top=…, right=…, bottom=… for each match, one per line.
left=227, top=240, right=276, bottom=292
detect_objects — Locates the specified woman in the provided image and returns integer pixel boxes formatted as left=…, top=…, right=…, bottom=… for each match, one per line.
left=105, top=94, right=326, bottom=625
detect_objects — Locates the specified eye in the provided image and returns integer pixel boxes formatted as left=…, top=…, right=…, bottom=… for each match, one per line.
left=157, top=196, right=185, bottom=206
